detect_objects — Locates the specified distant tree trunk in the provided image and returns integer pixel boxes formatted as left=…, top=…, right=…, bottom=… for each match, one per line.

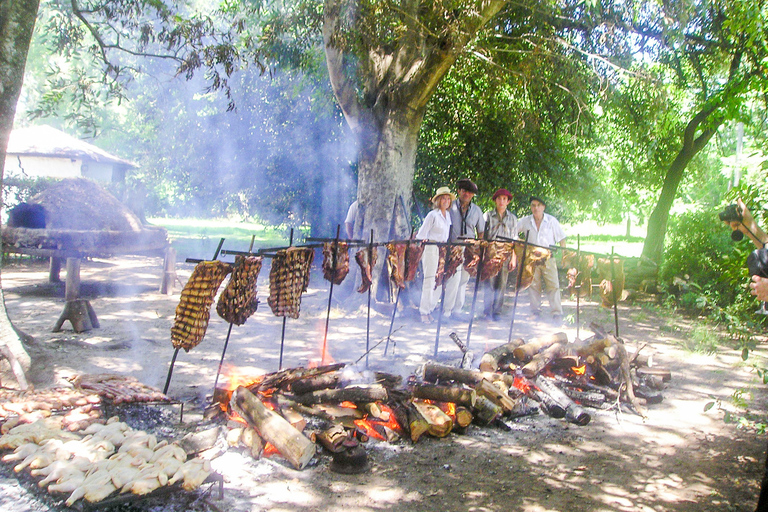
left=641, top=52, right=745, bottom=265
left=0, top=0, right=41, bottom=385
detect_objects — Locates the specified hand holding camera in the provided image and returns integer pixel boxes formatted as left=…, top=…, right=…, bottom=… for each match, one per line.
left=720, top=199, right=768, bottom=308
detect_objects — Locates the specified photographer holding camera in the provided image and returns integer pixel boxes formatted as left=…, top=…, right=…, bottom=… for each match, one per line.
left=723, top=198, right=768, bottom=302
left=722, top=198, right=768, bottom=511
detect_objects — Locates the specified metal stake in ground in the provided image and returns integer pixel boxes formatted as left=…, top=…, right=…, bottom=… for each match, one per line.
left=576, top=234, right=581, bottom=340
left=611, top=246, right=619, bottom=337
left=465, top=241, right=487, bottom=349
left=321, top=225, right=341, bottom=365
left=365, top=229, right=374, bottom=368
left=384, top=229, right=414, bottom=356
left=433, top=241, right=451, bottom=358
left=212, top=235, right=257, bottom=396
left=507, top=231, right=530, bottom=343
left=163, top=237, right=226, bottom=395
left=278, top=228, right=295, bottom=371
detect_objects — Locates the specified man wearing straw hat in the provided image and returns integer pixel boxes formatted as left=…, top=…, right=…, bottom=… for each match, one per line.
left=416, top=186, right=454, bottom=324
left=443, top=179, right=485, bottom=320
left=518, top=196, right=566, bottom=321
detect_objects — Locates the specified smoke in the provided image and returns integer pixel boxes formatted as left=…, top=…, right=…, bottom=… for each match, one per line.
left=120, top=62, right=359, bottom=238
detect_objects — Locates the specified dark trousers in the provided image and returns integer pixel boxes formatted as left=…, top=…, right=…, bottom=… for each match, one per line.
left=483, top=266, right=509, bottom=317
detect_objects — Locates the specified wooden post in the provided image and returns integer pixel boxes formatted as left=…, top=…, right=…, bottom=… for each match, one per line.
left=53, top=258, right=99, bottom=333
left=160, top=247, right=178, bottom=295
left=48, top=257, right=62, bottom=283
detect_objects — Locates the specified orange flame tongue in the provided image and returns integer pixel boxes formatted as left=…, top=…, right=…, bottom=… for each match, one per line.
left=572, top=364, right=586, bottom=376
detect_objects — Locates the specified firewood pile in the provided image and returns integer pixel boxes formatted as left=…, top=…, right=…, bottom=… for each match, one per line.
left=203, top=326, right=668, bottom=473
left=0, top=374, right=220, bottom=509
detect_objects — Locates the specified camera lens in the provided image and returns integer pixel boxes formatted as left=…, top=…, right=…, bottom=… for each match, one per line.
left=732, top=230, right=745, bottom=241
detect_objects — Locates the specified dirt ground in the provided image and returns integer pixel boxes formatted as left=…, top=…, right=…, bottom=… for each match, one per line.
left=1, top=253, right=767, bottom=512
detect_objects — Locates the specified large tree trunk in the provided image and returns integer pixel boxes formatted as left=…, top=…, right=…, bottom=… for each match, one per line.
left=322, top=0, right=509, bottom=297
left=641, top=52, right=744, bottom=265
left=0, top=0, right=41, bottom=386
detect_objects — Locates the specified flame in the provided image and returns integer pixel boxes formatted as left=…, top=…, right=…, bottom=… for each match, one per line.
left=572, top=364, right=586, bottom=376
left=263, top=443, right=280, bottom=456
left=340, top=401, right=357, bottom=409
left=354, top=419, right=387, bottom=441
left=513, top=374, right=532, bottom=394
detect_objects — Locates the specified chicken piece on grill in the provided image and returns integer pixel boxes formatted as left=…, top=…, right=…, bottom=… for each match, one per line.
left=354, top=247, right=378, bottom=293
left=171, top=261, right=232, bottom=352
left=322, top=242, right=350, bottom=285
left=216, top=255, right=263, bottom=325
left=267, top=247, right=315, bottom=319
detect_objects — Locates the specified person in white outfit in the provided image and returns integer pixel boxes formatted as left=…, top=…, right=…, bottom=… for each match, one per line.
left=416, top=186, right=454, bottom=324
left=442, top=179, right=485, bottom=319
left=518, top=196, right=566, bottom=319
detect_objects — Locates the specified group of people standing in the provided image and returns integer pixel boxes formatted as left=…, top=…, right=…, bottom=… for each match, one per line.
left=416, top=179, right=566, bottom=325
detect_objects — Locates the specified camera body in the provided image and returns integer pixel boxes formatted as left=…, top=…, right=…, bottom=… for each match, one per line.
left=719, top=204, right=743, bottom=223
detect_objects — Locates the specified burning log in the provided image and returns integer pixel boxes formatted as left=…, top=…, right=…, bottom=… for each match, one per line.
left=475, top=379, right=516, bottom=413
left=290, top=373, right=341, bottom=395
left=410, top=382, right=477, bottom=408
left=251, top=363, right=345, bottom=393
left=512, top=332, right=569, bottom=363
left=291, top=385, right=388, bottom=406
left=315, top=424, right=350, bottom=453
left=521, top=343, right=565, bottom=378
left=411, top=401, right=453, bottom=438
left=230, top=386, right=315, bottom=470
left=479, top=338, right=526, bottom=372
left=533, top=377, right=591, bottom=426
left=422, top=362, right=516, bottom=389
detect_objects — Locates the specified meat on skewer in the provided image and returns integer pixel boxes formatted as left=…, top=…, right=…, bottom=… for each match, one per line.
left=216, top=255, right=263, bottom=325
left=322, top=242, right=350, bottom=285
left=267, top=247, right=315, bottom=319
left=354, top=247, right=378, bottom=293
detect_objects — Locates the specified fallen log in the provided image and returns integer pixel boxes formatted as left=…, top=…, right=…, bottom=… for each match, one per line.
left=479, top=338, right=526, bottom=372
left=472, top=396, right=503, bottom=425
left=412, top=401, right=453, bottom=438
left=423, top=362, right=516, bottom=388
left=521, top=343, right=565, bottom=378
left=292, top=385, right=388, bottom=406
left=533, top=377, right=591, bottom=426
left=230, top=386, right=315, bottom=470
left=475, top=379, right=516, bottom=412
left=411, top=382, right=477, bottom=408
left=512, top=332, right=569, bottom=363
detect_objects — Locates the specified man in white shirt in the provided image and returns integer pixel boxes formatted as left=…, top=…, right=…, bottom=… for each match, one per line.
left=518, top=196, right=566, bottom=320
left=443, top=179, right=485, bottom=319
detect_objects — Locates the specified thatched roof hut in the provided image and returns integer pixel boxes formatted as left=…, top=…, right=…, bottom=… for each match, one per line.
left=2, top=178, right=167, bottom=256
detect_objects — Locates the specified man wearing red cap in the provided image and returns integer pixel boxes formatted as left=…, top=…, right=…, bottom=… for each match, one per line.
left=483, top=189, right=518, bottom=320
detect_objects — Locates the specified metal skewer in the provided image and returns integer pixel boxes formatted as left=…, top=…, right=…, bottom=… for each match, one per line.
left=164, top=238, right=225, bottom=395
left=365, top=229, right=374, bottom=368
left=278, top=228, right=295, bottom=371
left=508, top=231, right=529, bottom=343
left=212, top=235, right=257, bottom=396
left=384, top=229, right=415, bottom=356
left=320, top=225, right=341, bottom=365
left=465, top=239, right=487, bottom=349
left=433, top=241, right=451, bottom=358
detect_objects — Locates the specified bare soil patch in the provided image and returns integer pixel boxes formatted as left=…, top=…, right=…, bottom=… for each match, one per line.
left=1, top=254, right=767, bottom=511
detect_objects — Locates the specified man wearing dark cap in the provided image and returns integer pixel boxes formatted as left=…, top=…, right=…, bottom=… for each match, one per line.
left=518, top=196, right=566, bottom=321
left=483, top=189, right=518, bottom=320
left=443, top=179, right=485, bottom=319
